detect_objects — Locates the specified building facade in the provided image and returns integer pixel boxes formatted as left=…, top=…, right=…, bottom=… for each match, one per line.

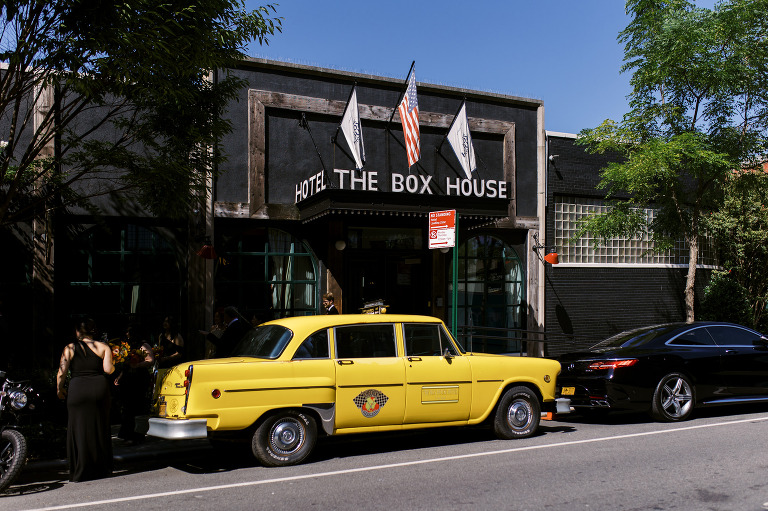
left=4, top=59, right=554, bottom=369
left=543, top=132, right=716, bottom=354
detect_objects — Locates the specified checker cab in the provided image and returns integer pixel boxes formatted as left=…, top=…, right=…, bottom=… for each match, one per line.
left=148, top=314, right=567, bottom=466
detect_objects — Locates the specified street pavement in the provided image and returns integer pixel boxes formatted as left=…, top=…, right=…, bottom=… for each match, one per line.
left=23, top=425, right=213, bottom=474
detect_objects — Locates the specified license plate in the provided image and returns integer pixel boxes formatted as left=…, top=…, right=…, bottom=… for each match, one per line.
left=561, top=387, right=575, bottom=396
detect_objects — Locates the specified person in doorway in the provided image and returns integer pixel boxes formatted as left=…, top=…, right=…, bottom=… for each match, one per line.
left=156, top=316, right=184, bottom=369
left=204, top=306, right=251, bottom=358
left=56, top=318, right=115, bottom=482
left=322, top=293, right=339, bottom=315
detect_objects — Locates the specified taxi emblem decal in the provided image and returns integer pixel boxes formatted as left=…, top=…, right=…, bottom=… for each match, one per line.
left=353, top=389, right=389, bottom=418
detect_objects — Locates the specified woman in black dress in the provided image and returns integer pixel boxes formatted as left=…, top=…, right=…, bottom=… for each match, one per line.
left=56, top=318, right=115, bottom=482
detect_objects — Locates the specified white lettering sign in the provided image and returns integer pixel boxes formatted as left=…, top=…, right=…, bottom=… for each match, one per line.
left=295, top=169, right=508, bottom=203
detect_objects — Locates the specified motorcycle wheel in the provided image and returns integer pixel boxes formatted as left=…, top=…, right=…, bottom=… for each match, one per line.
left=0, top=429, right=27, bottom=493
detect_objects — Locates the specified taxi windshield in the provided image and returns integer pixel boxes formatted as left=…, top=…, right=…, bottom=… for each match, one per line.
left=231, top=325, right=294, bottom=359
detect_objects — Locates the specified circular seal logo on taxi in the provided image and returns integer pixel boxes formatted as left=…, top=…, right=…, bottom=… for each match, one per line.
left=353, top=389, right=389, bottom=418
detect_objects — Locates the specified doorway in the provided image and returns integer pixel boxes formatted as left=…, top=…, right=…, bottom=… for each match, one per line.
left=346, top=250, right=431, bottom=315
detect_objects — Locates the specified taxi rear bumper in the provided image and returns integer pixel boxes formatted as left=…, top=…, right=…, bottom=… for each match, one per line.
left=146, top=418, right=209, bottom=440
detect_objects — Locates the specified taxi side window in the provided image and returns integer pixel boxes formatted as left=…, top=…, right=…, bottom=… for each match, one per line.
left=292, top=329, right=330, bottom=360
left=335, top=324, right=396, bottom=358
left=404, top=323, right=458, bottom=356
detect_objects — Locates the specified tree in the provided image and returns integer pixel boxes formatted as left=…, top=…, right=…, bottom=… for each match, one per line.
left=0, top=1, right=282, bottom=227
left=576, top=0, right=768, bottom=322
left=705, top=169, right=768, bottom=329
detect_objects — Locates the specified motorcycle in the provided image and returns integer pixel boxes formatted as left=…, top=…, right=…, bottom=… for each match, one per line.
left=0, top=370, right=35, bottom=493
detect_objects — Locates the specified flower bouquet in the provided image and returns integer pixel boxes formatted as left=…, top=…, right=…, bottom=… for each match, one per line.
left=110, top=340, right=131, bottom=365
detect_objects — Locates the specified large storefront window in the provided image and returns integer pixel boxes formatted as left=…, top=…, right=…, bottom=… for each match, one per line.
left=215, top=228, right=318, bottom=320
left=65, top=224, right=184, bottom=338
left=448, top=235, right=525, bottom=354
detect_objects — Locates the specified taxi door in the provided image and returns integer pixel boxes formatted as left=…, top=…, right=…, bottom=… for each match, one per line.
left=333, top=323, right=406, bottom=430
left=402, top=323, right=472, bottom=424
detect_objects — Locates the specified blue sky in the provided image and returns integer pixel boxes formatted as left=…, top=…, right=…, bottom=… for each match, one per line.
left=244, top=1, right=717, bottom=135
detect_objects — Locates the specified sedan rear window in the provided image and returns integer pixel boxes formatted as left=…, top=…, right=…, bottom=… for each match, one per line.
left=232, top=325, right=294, bottom=359
left=591, top=325, right=680, bottom=349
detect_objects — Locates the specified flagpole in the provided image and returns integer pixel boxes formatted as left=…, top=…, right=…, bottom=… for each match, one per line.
left=298, top=113, right=333, bottom=188
left=386, top=60, right=415, bottom=129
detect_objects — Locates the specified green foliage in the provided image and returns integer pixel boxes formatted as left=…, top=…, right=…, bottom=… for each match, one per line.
left=705, top=171, right=768, bottom=329
left=0, top=1, right=283, bottom=225
left=699, top=270, right=753, bottom=325
left=575, top=0, right=768, bottom=321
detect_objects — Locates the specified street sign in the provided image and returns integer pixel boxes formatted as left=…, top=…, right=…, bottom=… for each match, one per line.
left=428, top=210, right=456, bottom=249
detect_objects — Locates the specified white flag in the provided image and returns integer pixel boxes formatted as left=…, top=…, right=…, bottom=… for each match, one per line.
left=447, top=102, right=476, bottom=179
left=340, top=86, right=365, bottom=170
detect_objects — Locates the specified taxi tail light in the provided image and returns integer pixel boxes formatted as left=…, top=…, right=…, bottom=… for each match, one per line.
left=182, top=365, right=193, bottom=413
left=588, top=359, right=638, bottom=370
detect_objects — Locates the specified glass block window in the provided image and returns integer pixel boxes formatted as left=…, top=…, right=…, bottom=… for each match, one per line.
left=554, top=197, right=718, bottom=266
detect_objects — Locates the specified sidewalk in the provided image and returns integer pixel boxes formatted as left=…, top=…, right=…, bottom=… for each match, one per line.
left=25, top=425, right=213, bottom=473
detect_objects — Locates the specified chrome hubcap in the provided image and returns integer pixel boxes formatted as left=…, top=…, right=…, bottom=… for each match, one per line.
left=270, top=419, right=304, bottom=455
left=508, top=401, right=531, bottom=429
left=661, top=377, right=693, bottom=419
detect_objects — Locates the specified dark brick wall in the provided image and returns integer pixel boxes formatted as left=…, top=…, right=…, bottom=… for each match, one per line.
left=543, top=134, right=709, bottom=355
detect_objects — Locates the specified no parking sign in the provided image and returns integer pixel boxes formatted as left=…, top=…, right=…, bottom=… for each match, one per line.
left=428, top=210, right=456, bottom=249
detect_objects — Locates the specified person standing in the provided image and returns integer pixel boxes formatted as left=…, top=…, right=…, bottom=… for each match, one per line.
left=323, top=293, right=339, bottom=315
left=156, top=316, right=185, bottom=369
left=114, top=326, right=154, bottom=444
left=204, top=306, right=251, bottom=358
left=56, top=318, right=115, bottom=482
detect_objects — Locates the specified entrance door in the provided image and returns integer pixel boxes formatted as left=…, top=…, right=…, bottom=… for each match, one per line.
left=347, top=251, right=431, bottom=315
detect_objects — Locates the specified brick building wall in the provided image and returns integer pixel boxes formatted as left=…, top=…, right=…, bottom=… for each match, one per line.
left=543, top=133, right=708, bottom=356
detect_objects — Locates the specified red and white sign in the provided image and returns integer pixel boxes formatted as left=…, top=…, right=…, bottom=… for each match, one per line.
left=428, top=210, right=456, bottom=249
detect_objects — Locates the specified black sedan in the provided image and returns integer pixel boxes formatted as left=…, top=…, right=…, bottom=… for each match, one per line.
left=556, top=322, right=768, bottom=421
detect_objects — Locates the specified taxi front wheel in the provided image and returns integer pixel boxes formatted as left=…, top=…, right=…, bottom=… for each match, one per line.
left=252, top=410, right=317, bottom=467
left=493, top=386, right=540, bottom=439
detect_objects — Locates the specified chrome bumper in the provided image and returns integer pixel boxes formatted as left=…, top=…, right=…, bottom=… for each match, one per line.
left=556, top=398, right=572, bottom=414
left=146, top=418, right=209, bottom=440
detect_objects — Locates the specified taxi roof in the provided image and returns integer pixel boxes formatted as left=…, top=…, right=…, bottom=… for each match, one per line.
left=260, top=314, right=445, bottom=331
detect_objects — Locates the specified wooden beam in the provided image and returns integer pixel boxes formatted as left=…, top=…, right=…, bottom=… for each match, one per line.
left=249, top=90, right=515, bottom=135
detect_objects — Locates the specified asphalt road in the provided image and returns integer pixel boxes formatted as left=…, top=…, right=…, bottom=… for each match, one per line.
left=5, top=405, right=768, bottom=511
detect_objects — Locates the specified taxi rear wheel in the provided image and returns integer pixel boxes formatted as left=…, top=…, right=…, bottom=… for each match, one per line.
left=493, top=386, right=540, bottom=439
left=252, top=410, right=317, bottom=467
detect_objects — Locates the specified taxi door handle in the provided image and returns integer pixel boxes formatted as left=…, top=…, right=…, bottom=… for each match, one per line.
left=337, top=360, right=354, bottom=365
left=408, top=357, right=422, bottom=362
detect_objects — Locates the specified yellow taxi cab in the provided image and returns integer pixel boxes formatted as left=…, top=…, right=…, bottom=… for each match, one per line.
left=147, top=314, right=569, bottom=466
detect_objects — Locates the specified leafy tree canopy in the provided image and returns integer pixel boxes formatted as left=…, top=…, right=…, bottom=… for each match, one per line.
left=0, top=0, right=282, bottom=226
left=575, top=0, right=768, bottom=321
left=705, top=169, right=768, bottom=329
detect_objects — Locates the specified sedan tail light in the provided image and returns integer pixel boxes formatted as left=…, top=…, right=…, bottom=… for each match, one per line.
left=587, top=359, right=638, bottom=370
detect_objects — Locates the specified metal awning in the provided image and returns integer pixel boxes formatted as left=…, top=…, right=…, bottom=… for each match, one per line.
left=297, top=189, right=510, bottom=227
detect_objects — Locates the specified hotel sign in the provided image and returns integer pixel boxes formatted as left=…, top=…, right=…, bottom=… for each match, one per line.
left=295, top=169, right=509, bottom=203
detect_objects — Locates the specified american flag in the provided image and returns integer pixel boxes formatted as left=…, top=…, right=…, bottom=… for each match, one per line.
left=398, top=70, right=420, bottom=167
